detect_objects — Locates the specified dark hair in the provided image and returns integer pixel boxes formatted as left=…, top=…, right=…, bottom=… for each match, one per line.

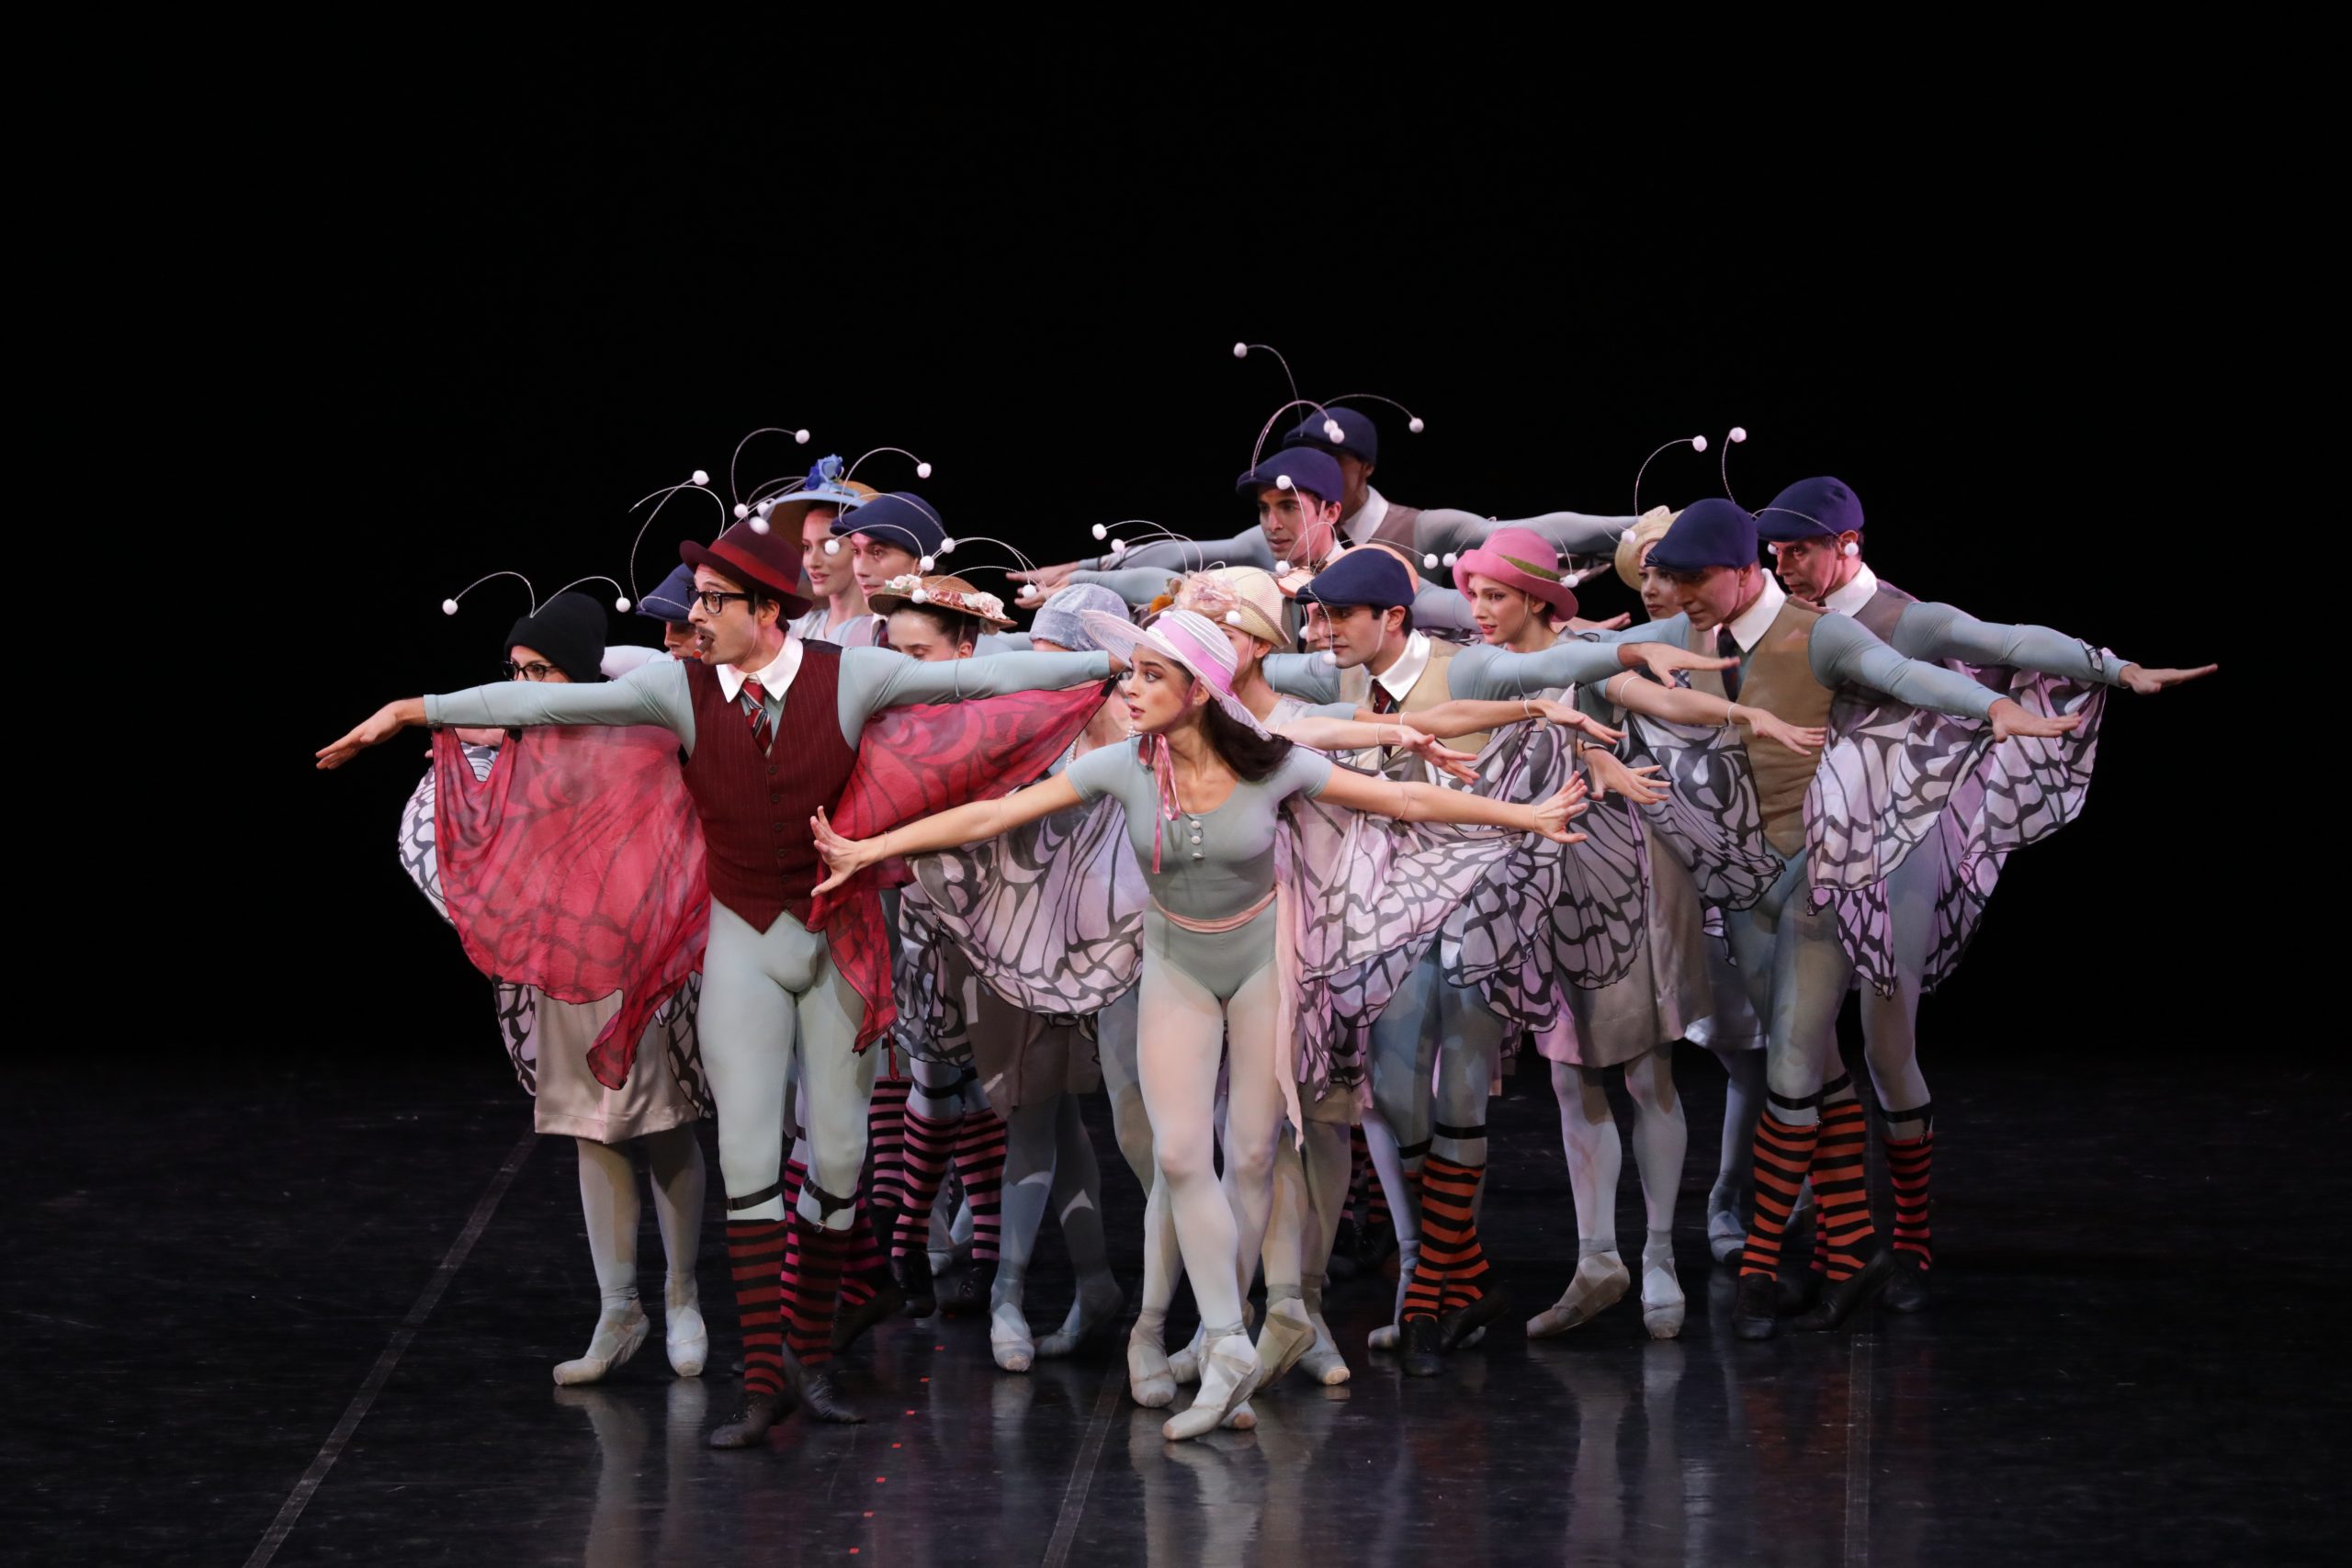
left=1193, top=687, right=1294, bottom=782
left=889, top=603, right=981, bottom=649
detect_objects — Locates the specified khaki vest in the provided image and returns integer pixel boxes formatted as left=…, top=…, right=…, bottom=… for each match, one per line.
left=1689, top=600, right=1834, bottom=855
left=1847, top=579, right=1916, bottom=641
left=1335, top=636, right=1487, bottom=781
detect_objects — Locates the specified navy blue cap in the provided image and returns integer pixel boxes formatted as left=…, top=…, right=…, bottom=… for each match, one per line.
left=1235, top=446, right=1346, bottom=509
left=1757, top=477, right=1864, bottom=544
left=1281, top=405, right=1379, bottom=466
left=1294, top=547, right=1417, bottom=611
left=634, top=562, right=698, bottom=625
left=830, top=491, right=945, bottom=559
left=1645, top=498, right=1759, bottom=574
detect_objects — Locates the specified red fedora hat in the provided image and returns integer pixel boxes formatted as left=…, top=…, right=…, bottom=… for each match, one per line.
left=680, top=521, right=812, bottom=617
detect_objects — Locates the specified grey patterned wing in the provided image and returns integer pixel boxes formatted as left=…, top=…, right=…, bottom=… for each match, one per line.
left=1629, top=716, right=1781, bottom=909
left=909, top=795, right=1145, bottom=1020
left=656, top=973, right=711, bottom=1118
left=1804, top=694, right=1995, bottom=894
left=893, top=892, right=973, bottom=1067
left=496, top=981, right=537, bottom=1095
left=398, top=747, right=501, bottom=923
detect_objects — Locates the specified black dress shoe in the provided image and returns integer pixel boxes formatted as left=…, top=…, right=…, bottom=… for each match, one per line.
left=1881, top=1254, right=1928, bottom=1313
left=1732, top=1273, right=1781, bottom=1340
left=1436, top=1286, right=1515, bottom=1352
left=1776, top=1266, right=1823, bottom=1316
left=1792, top=1251, right=1894, bottom=1332
left=893, top=1253, right=936, bottom=1319
left=707, top=1391, right=789, bottom=1449
left=1400, top=1315, right=1445, bottom=1377
left=831, top=1277, right=907, bottom=1351
left=781, top=1344, right=865, bottom=1424
left=942, top=1258, right=998, bottom=1318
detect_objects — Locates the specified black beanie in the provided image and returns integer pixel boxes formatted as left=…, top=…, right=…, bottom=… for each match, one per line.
left=505, top=592, right=608, bottom=683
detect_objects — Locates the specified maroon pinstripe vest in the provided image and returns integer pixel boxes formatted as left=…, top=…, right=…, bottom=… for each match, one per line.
left=681, top=648, right=858, bottom=933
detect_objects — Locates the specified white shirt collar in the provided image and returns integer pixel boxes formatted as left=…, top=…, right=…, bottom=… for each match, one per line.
left=1723, top=573, right=1788, bottom=654
left=1372, top=629, right=1431, bottom=703
left=1342, top=487, right=1390, bottom=547
left=1819, top=561, right=1880, bottom=619
left=718, top=636, right=804, bottom=703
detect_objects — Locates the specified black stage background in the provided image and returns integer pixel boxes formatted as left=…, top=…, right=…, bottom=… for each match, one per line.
left=211, top=92, right=2246, bottom=1076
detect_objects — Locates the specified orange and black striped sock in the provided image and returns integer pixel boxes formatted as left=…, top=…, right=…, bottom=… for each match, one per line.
left=1398, top=1150, right=1453, bottom=1323
left=1811, top=1079, right=1877, bottom=1283
left=786, top=1222, right=848, bottom=1371
left=953, top=1111, right=1008, bottom=1263
left=1882, top=1103, right=1934, bottom=1271
left=1739, top=1098, right=1821, bottom=1280
left=724, top=1217, right=791, bottom=1399
left=1429, top=1155, right=1493, bottom=1315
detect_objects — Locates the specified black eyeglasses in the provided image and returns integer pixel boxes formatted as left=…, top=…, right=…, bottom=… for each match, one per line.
left=691, top=589, right=753, bottom=614
left=504, top=659, right=560, bottom=682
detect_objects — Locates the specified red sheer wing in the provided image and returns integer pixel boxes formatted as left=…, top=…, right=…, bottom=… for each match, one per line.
left=811, top=683, right=1109, bottom=1050
left=431, top=726, right=709, bottom=1089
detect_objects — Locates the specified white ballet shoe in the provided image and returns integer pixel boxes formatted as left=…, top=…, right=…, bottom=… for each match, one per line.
left=1168, top=1320, right=1206, bottom=1384
left=1706, top=1204, right=1748, bottom=1266
left=553, top=1301, right=649, bottom=1385
left=1525, top=1252, right=1631, bottom=1339
left=1221, top=1399, right=1257, bottom=1431
left=989, top=1301, right=1035, bottom=1373
left=1367, top=1322, right=1399, bottom=1352
left=1127, top=1323, right=1176, bottom=1408
left=1641, top=1255, right=1686, bottom=1340
left=1161, top=1334, right=1261, bottom=1442
left=1036, top=1276, right=1125, bottom=1359
left=1296, top=1312, right=1351, bottom=1386
left=1254, top=1298, right=1315, bottom=1384
left=664, top=1277, right=707, bottom=1378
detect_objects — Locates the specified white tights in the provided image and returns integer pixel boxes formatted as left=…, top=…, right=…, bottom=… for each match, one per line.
left=575, top=1124, right=707, bottom=1307
left=1549, top=1044, right=1683, bottom=1253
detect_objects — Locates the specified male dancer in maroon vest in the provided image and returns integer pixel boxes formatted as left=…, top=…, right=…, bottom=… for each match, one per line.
left=320, top=498, right=1114, bottom=1447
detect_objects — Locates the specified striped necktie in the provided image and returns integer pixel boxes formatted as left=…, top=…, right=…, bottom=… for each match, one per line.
left=741, top=678, right=775, bottom=750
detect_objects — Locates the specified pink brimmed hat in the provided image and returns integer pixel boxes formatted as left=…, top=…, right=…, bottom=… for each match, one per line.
left=1452, top=526, right=1579, bottom=620
left=1079, top=607, right=1272, bottom=737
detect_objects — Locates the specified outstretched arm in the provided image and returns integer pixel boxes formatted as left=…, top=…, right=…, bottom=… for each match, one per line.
left=1274, top=716, right=1483, bottom=783
left=1598, top=672, right=1825, bottom=754
left=1259, top=652, right=1344, bottom=704
left=318, top=659, right=694, bottom=770
left=808, top=777, right=1087, bottom=895
left=1046, top=564, right=1179, bottom=608
left=1412, top=507, right=1635, bottom=576
left=1316, top=764, right=1589, bottom=844
left=838, top=647, right=1114, bottom=744
left=1451, top=626, right=1733, bottom=700
left=1385, top=697, right=1621, bottom=744
left=1813, top=614, right=2080, bottom=740
left=1894, top=600, right=2214, bottom=694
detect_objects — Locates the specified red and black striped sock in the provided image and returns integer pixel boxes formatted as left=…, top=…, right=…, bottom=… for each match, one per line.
left=1349, top=1125, right=1377, bottom=1229
left=867, top=1075, right=911, bottom=1213
left=1883, top=1108, right=1934, bottom=1272
left=786, top=1221, right=849, bottom=1371
left=841, top=1196, right=884, bottom=1309
left=1430, top=1156, right=1493, bottom=1315
left=1811, top=1082, right=1877, bottom=1283
left=1739, top=1102, right=1822, bottom=1280
left=892, top=1108, right=959, bottom=1260
left=953, top=1111, right=1009, bottom=1263
left=724, top=1217, right=791, bottom=1399
left=778, top=1158, right=808, bottom=1313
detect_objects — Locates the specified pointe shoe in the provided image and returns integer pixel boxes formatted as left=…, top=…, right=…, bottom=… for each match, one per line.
left=1037, top=1277, right=1125, bottom=1359
left=1127, top=1324, right=1176, bottom=1408
left=1254, top=1298, right=1315, bottom=1384
left=1437, top=1286, right=1514, bottom=1353
left=1732, top=1271, right=1781, bottom=1340
left=780, top=1343, right=864, bottom=1424
left=1640, top=1256, right=1686, bottom=1340
left=1169, top=1320, right=1206, bottom=1385
left=1161, top=1334, right=1262, bottom=1441
left=1221, top=1400, right=1257, bottom=1431
left=665, top=1278, right=707, bottom=1377
left=1792, top=1250, right=1894, bottom=1333
left=989, top=1301, right=1035, bottom=1373
left=1399, top=1315, right=1444, bottom=1377
left=1525, top=1253, right=1630, bottom=1338
left=554, top=1302, right=650, bottom=1385
left=1296, top=1312, right=1351, bottom=1386
left=1707, top=1204, right=1747, bottom=1266
left=1882, top=1252, right=1929, bottom=1313
left=706, top=1391, right=787, bottom=1449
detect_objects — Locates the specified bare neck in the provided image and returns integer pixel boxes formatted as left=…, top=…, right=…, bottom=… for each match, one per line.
left=1507, top=620, right=1559, bottom=655
left=1366, top=629, right=1413, bottom=679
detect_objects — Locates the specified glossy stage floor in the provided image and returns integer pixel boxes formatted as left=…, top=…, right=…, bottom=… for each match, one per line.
left=14, top=1045, right=2343, bottom=1567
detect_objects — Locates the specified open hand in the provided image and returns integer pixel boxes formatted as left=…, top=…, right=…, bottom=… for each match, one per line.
left=808, top=807, right=881, bottom=896
left=1631, top=641, right=1738, bottom=689
left=1734, top=705, right=1826, bottom=755
left=1399, top=730, right=1482, bottom=784
left=1566, top=612, right=1633, bottom=633
left=1585, top=751, right=1668, bottom=806
left=1008, top=562, right=1081, bottom=593
left=316, top=701, right=414, bottom=771
left=1987, top=698, right=2085, bottom=743
left=2119, top=662, right=2217, bottom=695
left=1528, top=782, right=1591, bottom=845
left=1524, top=697, right=1625, bottom=746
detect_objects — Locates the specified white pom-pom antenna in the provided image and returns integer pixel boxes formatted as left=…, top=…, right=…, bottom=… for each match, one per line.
left=1092, top=523, right=1109, bottom=540
left=690, top=469, right=710, bottom=487
left=441, top=570, right=537, bottom=619
left=1226, top=610, right=1243, bottom=626
left=627, top=476, right=731, bottom=609
left=843, top=446, right=933, bottom=490
left=824, top=538, right=842, bottom=555
left=910, top=588, right=931, bottom=604
left=733, top=502, right=751, bottom=519
left=1275, top=474, right=1295, bottom=491
left=1720, top=423, right=1752, bottom=505
left=915, top=461, right=933, bottom=479
left=1324, top=391, right=1429, bottom=441
left=1408, top=417, right=1425, bottom=434
left=1443, top=552, right=1459, bottom=567
left=548, top=576, right=629, bottom=615
left=726, top=425, right=815, bottom=508
left=939, top=537, right=957, bottom=553
left=1319, top=649, right=1339, bottom=667
left=1109, top=538, right=1127, bottom=558
left=1424, top=553, right=1439, bottom=569
left=750, top=515, right=771, bottom=535
left=1632, top=434, right=1713, bottom=519
left=1233, top=343, right=1250, bottom=358
left=1324, top=418, right=1345, bottom=442
left=919, top=556, right=936, bottom=572
left=615, top=596, right=632, bottom=612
